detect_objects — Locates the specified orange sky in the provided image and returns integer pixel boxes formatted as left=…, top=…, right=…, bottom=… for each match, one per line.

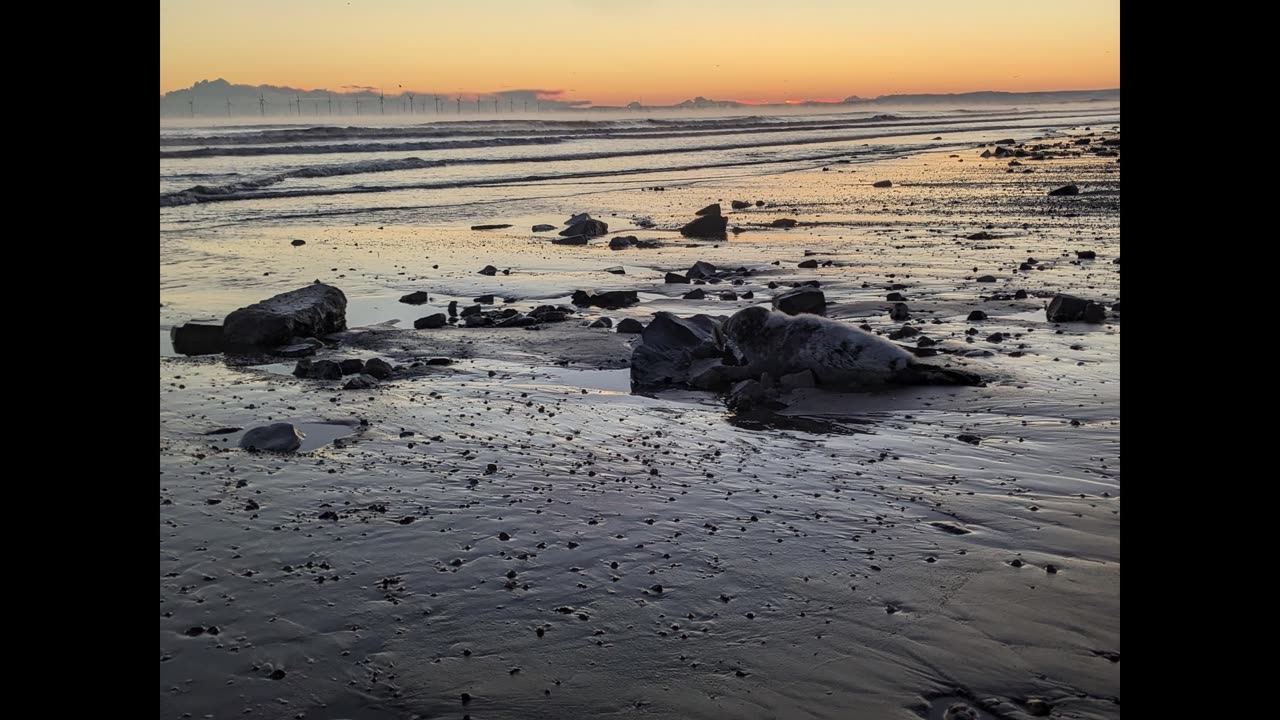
left=160, top=0, right=1119, bottom=106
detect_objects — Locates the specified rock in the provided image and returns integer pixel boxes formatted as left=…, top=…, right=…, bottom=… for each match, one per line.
left=967, top=231, right=994, bottom=240
left=630, top=312, right=724, bottom=388
left=291, top=239, right=305, bottom=247
left=478, top=265, right=498, bottom=276
left=589, top=317, right=613, bottom=329
left=565, top=212, right=592, bottom=225
left=339, top=359, right=365, bottom=375
left=1076, top=250, right=1097, bottom=259
left=731, top=200, right=751, bottom=209
left=604, top=266, right=626, bottom=275
left=274, top=342, right=318, bottom=358
left=1014, top=289, right=1028, bottom=299
left=399, top=291, right=430, bottom=305
left=415, top=313, right=447, bottom=329
left=688, top=261, right=718, bottom=279
left=170, top=322, right=225, bottom=355
left=239, top=423, right=304, bottom=453
left=679, top=214, right=728, bottom=239
left=967, top=310, right=988, bottom=321
left=1048, top=184, right=1080, bottom=196
left=683, top=289, right=706, bottom=300
left=475, top=294, right=495, bottom=304
left=461, top=304, right=482, bottom=317
left=742, top=291, right=754, bottom=299
left=888, top=325, right=919, bottom=340
left=427, top=357, right=453, bottom=365
left=890, top=303, right=910, bottom=321
left=609, top=236, right=635, bottom=250
left=695, top=203, right=722, bottom=216
left=531, top=224, right=556, bottom=232
left=886, top=292, right=905, bottom=302
left=873, top=180, right=893, bottom=188
left=293, top=359, right=342, bottom=380
left=727, top=379, right=767, bottom=410
left=719, top=292, right=738, bottom=301
left=343, top=374, right=379, bottom=390
left=552, top=235, right=588, bottom=245
left=986, top=332, right=1004, bottom=343
left=956, top=434, right=981, bottom=445
left=223, top=283, right=347, bottom=350
left=1111, top=302, right=1121, bottom=312
left=779, top=369, right=816, bottom=390
left=1026, top=699, right=1051, bottom=717
left=448, top=301, right=458, bottom=317
left=772, top=287, right=826, bottom=316
left=571, top=290, right=639, bottom=310
left=464, top=314, right=494, bottom=327
left=943, top=703, right=980, bottom=720
left=1046, top=294, right=1107, bottom=323
left=470, top=224, right=512, bottom=230
left=665, top=272, right=690, bottom=284
left=975, top=275, right=997, bottom=283
left=616, top=318, right=645, bottom=334
left=496, top=313, right=536, bottom=327
left=560, top=219, right=608, bottom=237
left=798, top=259, right=818, bottom=268
left=771, top=218, right=798, bottom=228
left=364, top=358, right=394, bottom=379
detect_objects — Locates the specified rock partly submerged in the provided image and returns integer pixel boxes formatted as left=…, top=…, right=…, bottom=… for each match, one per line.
left=223, top=282, right=347, bottom=351
left=239, top=423, right=304, bottom=453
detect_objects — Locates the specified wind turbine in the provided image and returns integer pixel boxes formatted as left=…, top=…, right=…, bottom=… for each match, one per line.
left=296, top=94, right=301, bottom=116
left=379, top=89, right=385, bottom=115
left=259, top=92, right=266, bottom=116
left=457, top=95, right=461, bottom=114
left=408, top=92, right=414, bottom=115
left=226, top=98, right=232, bottom=117
left=328, top=94, right=333, bottom=115
left=188, top=98, right=194, bottom=117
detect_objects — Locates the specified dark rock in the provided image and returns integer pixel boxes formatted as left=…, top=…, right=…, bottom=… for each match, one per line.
left=448, top=300, right=458, bottom=317
left=719, top=292, right=738, bottom=301
left=291, top=239, right=305, bottom=247
left=890, top=303, right=910, bottom=321
left=888, top=325, right=919, bottom=340
left=364, top=358, right=394, bottom=379
left=665, top=272, right=690, bottom=284
left=1014, top=289, right=1028, bottom=299
left=986, top=332, right=1004, bottom=343
left=293, top=359, right=342, bottom=380
left=1048, top=184, right=1080, bottom=196
left=339, top=359, right=366, bottom=375
left=798, top=259, right=818, bottom=268
left=931, top=521, right=971, bottom=535
left=727, top=379, right=767, bottom=410
left=695, top=203, right=722, bottom=216
left=683, top=289, right=706, bottom=300
left=471, top=223, right=512, bottom=230
left=687, top=261, right=718, bottom=279
left=427, top=357, right=453, bottom=365
left=956, top=434, right=981, bottom=445
left=571, top=290, right=639, bottom=310
left=552, top=235, right=588, bottom=245
left=240, top=424, right=304, bottom=453
left=779, top=369, right=815, bottom=390
left=731, top=200, right=750, bottom=209
left=975, top=275, right=997, bottom=283
left=886, top=292, right=905, bottom=302
left=630, top=312, right=724, bottom=388
left=343, top=374, right=379, bottom=390
left=967, top=310, right=988, bottom=321
left=464, top=314, right=495, bottom=327
left=475, top=294, right=495, bottom=304
left=967, top=231, right=994, bottom=240
left=223, top=283, right=347, bottom=350
left=399, top=291, right=430, bottom=305
left=772, top=287, right=826, bottom=315
left=873, top=180, right=893, bottom=188
left=609, top=236, right=635, bottom=250
left=478, top=265, right=498, bottom=276
left=170, top=322, right=225, bottom=355
left=679, top=214, right=728, bottom=239
left=415, top=314, right=447, bottom=329
left=461, top=304, right=482, bottom=317
left=531, top=224, right=556, bottom=232
left=589, top=317, right=613, bottom=329
left=771, top=218, right=798, bottom=228
left=1076, top=250, right=1097, bottom=259
left=616, top=318, right=645, bottom=334
left=742, top=291, right=754, bottom=299
left=604, top=266, right=626, bottom=275
left=274, top=343, right=317, bottom=358
left=560, top=219, right=608, bottom=237
left=1047, top=294, right=1107, bottom=323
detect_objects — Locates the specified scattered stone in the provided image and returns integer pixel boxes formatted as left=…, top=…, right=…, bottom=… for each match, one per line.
left=679, top=213, right=729, bottom=238
left=771, top=218, right=798, bottom=228
left=730, top=200, right=750, bottom=209
left=798, top=259, right=818, bottom=268
left=293, top=359, right=342, bottom=380
left=339, top=359, right=365, bottom=375
left=478, top=265, right=498, bottom=276
left=1046, top=294, right=1107, bottom=323
left=415, top=313, right=447, bottom=329
left=589, top=317, right=613, bottom=329
left=170, top=322, right=225, bottom=355
left=967, top=310, right=988, bottom=321
left=604, top=266, right=626, bottom=275
left=364, top=358, right=394, bottom=379
left=772, top=287, right=826, bottom=315
left=886, top=292, right=905, bottom=301
left=967, top=231, right=994, bottom=240
left=1048, top=184, right=1080, bottom=196
left=274, top=343, right=316, bottom=358
left=399, top=291, right=430, bottom=305
left=1076, top=250, right=1097, bottom=259
left=291, top=239, right=305, bottom=247
left=239, top=424, right=304, bottom=453
left=890, top=303, right=910, bottom=321
left=531, top=224, right=556, bottom=232
left=665, top=272, right=690, bottom=284
left=975, top=275, right=997, bottom=283
left=695, top=203, right=722, bottom=216
left=471, top=223, right=512, bottom=230
left=956, top=434, right=981, bottom=445
left=719, top=292, right=738, bottom=301
left=343, top=374, right=379, bottom=390
left=616, top=318, right=645, bottom=334
left=683, top=289, right=706, bottom=300
left=552, top=235, right=588, bottom=245
left=873, top=180, right=893, bottom=188
left=560, top=218, right=609, bottom=237
left=571, top=290, right=639, bottom=309
left=930, top=521, right=971, bottom=535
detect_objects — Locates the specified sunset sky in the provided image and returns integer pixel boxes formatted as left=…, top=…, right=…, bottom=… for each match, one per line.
left=159, top=0, right=1119, bottom=106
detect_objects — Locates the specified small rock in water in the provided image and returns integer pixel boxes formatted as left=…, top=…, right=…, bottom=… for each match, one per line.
left=943, top=703, right=980, bottom=720
left=616, top=318, right=645, bottom=334
left=415, top=314, right=447, bottom=329
left=343, top=374, right=379, bottom=390
left=589, top=317, right=613, bottom=328
left=890, top=303, right=910, bottom=321
left=478, top=265, right=498, bottom=276
left=683, top=288, right=707, bottom=300
left=967, top=310, right=988, bottom=321
left=239, top=423, right=304, bottom=453
left=873, top=180, right=893, bottom=188
left=771, top=218, right=798, bottom=228
left=798, top=259, right=818, bottom=268
left=975, top=275, right=997, bottom=283
left=364, top=358, right=394, bottom=379
left=531, top=224, right=556, bottom=232
left=399, top=291, right=430, bottom=305
left=339, top=359, right=365, bottom=375
left=956, top=434, right=981, bottom=445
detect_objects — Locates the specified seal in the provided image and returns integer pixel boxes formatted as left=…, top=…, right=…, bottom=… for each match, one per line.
left=721, top=306, right=980, bottom=387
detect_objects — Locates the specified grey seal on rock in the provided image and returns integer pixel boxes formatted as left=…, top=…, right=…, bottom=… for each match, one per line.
left=721, top=306, right=980, bottom=387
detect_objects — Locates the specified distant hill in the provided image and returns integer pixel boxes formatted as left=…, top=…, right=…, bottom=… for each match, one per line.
left=843, top=89, right=1120, bottom=105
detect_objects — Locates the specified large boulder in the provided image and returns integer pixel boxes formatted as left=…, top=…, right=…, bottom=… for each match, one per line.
left=223, top=283, right=347, bottom=350
left=630, top=312, right=725, bottom=389
left=170, top=322, right=224, bottom=355
left=560, top=218, right=609, bottom=237
left=771, top=287, right=826, bottom=316
left=414, top=313, right=447, bottom=329
left=239, top=423, right=303, bottom=453
left=1046, top=294, right=1107, bottom=323
left=679, top=214, right=728, bottom=239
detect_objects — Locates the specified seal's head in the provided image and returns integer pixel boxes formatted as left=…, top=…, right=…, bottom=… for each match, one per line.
left=722, top=305, right=775, bottom=363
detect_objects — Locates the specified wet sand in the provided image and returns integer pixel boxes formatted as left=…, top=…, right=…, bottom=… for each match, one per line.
left=161, top=131, right=1119, bottom=719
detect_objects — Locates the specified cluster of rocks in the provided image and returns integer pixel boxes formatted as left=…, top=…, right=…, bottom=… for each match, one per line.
left=729, top=200, right=766, bottom=209
left=456, top=303, right=581, bottom=328
left=293, top=356, right=393, bottom=383
left=609, top=235, right=661, bottom=250
left=571, top=289, right=639, bottom=310
left=663, top=260, right=756, bottom=285
left=679, top=204, right=729, bottom=239
left=557, top=213, right=609, bottom=243
left=1046, top=294, right=1109, bottom=323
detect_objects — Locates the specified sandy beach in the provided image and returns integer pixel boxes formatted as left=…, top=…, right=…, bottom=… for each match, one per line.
left=161, top=122, right=1119, bottom=719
